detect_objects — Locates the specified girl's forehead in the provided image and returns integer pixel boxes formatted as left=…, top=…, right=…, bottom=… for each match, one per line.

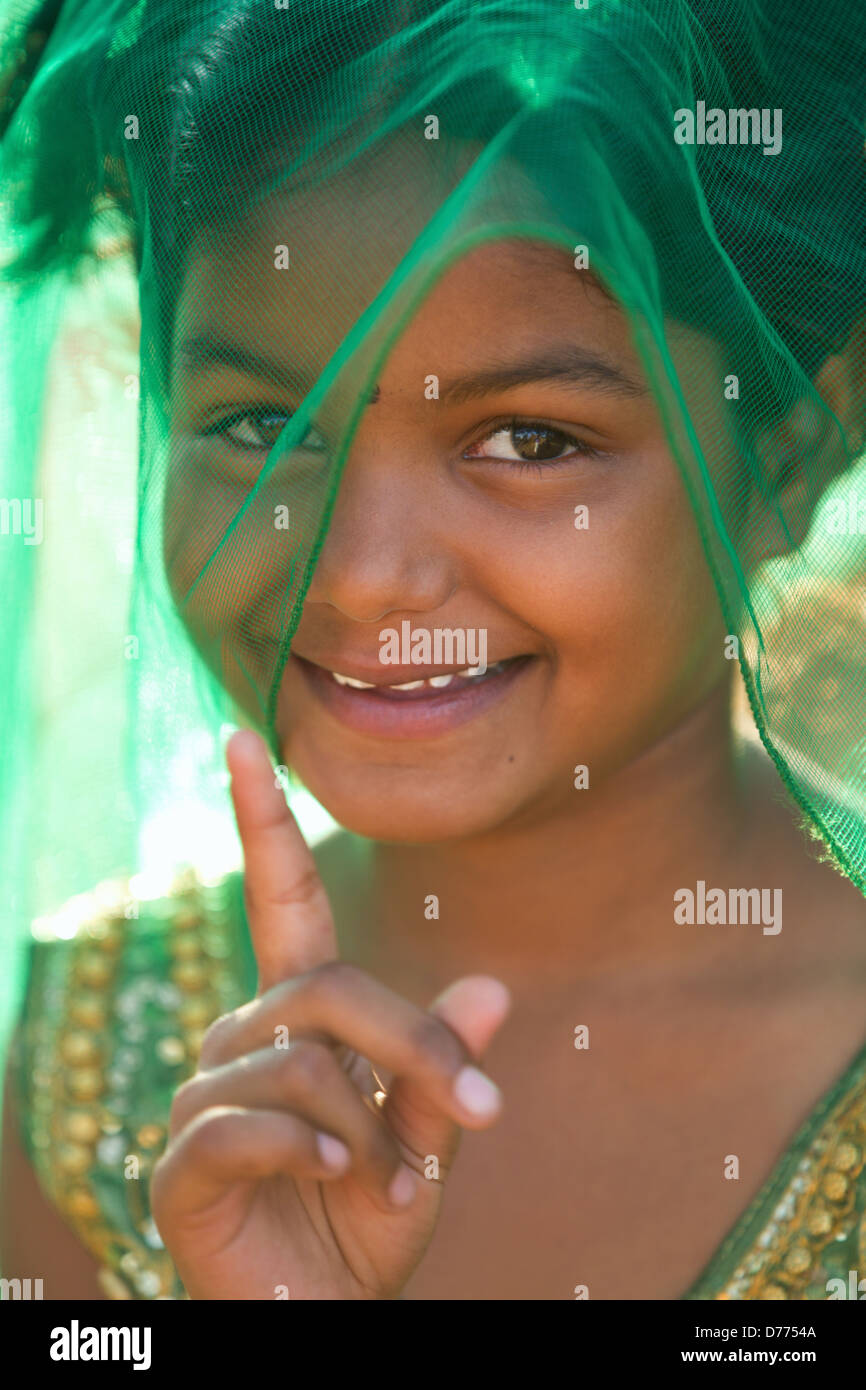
left=171, top=220, right=643, bottom=398
left=170, top=131, right=581, bottom=337
left=169, top=134, right=721, bottom=404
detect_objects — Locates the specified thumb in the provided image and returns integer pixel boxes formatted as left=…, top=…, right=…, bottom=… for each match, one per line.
left=380, top=976, right=511, bottom=1175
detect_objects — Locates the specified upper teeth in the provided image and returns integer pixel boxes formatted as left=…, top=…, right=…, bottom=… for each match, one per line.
left=332, top=674, right=377, bottom=689
left=330, top=663, right=501, bottom=691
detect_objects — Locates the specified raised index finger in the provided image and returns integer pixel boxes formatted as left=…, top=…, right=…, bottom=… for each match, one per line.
left=226, top=728, right=338, bottom=993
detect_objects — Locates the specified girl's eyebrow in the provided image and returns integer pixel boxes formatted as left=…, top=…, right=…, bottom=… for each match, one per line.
left=175, top=333, right=646, bottom=403
left=174, top=332, right=380, bottom=405
left=437, top=346, right=648, bottom=404
left=174, top=332, right=303, bottom=391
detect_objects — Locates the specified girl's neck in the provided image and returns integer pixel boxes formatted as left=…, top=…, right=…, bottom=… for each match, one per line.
left=340, top=683, right=760, bottom=1004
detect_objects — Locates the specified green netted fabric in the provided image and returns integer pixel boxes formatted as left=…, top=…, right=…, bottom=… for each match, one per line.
left=1, top=0, right=866, bottom=1285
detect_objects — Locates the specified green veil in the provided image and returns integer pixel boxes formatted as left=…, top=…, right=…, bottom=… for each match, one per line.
left=1, top=0, right=866, bottom=1086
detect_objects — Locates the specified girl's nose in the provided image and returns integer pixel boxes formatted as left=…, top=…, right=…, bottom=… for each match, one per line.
left=303, top=445, right=458, bottom=623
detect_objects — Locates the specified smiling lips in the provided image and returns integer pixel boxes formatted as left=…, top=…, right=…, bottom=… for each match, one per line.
left=330, top=659, right=509, bottom=696
left=291, top=652, right=532, bottom=738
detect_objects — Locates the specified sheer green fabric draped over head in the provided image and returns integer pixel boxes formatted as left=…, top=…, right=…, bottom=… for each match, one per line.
left=1, top=0, right=866, bottom=1061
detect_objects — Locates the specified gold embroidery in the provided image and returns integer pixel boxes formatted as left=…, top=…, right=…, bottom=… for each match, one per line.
left=716, top=1070, right=866, bottom=1299
left=24, top=868, right=245, bottom=1300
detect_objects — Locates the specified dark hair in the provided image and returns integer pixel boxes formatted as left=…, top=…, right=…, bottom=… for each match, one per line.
left=3, top=0, right=866, bottom=392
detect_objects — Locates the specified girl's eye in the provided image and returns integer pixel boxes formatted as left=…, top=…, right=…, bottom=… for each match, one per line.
left=464, top=420, right=603, bottom=465
left=204, top=410, right=327, bottom=453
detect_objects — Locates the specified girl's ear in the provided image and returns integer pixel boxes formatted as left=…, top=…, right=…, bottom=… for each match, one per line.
left=744, top=318, right=866, bottom=564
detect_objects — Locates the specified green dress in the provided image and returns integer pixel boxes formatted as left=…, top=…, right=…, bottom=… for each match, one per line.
left=9, top=866, right=866, bottom=1301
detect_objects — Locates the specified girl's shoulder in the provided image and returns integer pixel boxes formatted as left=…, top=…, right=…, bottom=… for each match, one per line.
left=9, top=866, right=254, bottom=1299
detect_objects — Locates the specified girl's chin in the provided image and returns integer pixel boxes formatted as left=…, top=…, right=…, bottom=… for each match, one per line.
left=282, top=758, right=533, bottom=843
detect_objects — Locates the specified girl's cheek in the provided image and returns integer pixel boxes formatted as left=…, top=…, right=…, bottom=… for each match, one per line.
left=538, top=498, right=718, bottom=690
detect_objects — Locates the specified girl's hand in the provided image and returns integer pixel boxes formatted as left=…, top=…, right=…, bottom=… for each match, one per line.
left=150, top=729, right=511, bottom=1300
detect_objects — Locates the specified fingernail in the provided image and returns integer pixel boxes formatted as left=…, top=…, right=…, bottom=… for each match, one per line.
left=316, top=1133, right=351, bottom=1171
left=388, top=1164, right=417, bottom=1208
left=453, top=1066, right=502, bottom=1118
left=227, top=728, right=261, bottom=760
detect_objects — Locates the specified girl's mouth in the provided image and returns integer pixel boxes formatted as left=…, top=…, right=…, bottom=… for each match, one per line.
left=291, top=653, right=533, bottom=739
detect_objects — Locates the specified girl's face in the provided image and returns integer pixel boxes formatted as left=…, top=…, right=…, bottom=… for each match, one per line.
left=168, top=181, right=737, bottom=844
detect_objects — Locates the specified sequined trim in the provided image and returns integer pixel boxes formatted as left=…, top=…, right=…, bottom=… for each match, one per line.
left=715, top=1086, right=866, bottom=1299
left=13, top=867, right=252, bottom=1300
left=685, top=1048, right=866, bottom=1300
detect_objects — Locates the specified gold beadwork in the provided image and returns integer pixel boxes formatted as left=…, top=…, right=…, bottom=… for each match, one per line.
left=62, top=1111, right=101, bottom=1144
left=60, top=1030, right=102, bottom=1065
left=69, top=993, right=108, bottom=1029
left=22, top=866, right=248, bottom=1301
left=136, top=1123, right=165, bottom=1149
left=783, top=1247, right=811, bottom=1275
left=821, top=1172, right=848, bottom=1202
left=177, top=997, right=213, bottom=1027
left=56, top=1142, right=92, bottom=1176
left=713, top=1055, right=866, bottom=1299
left=65, top=1068, right=105, bottom=1101
left=183, top=1027, right=207, bottom=1059
left=805, top=1207, right=833, bottom=1236
left=832, top=1142, right=860, bottom=1172
left=170, top=961, right=209, bottom=992
left=74, top=951, right=114, bottom=988
left=85, top=919, right=124, bottom=951
left=64, top=1187, right=100, bottom=1220
left=169, top=934, right=201, bottom=961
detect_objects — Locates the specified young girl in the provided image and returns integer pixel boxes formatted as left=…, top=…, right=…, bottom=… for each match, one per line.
left=2, top=0, right=866, bottom=1300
